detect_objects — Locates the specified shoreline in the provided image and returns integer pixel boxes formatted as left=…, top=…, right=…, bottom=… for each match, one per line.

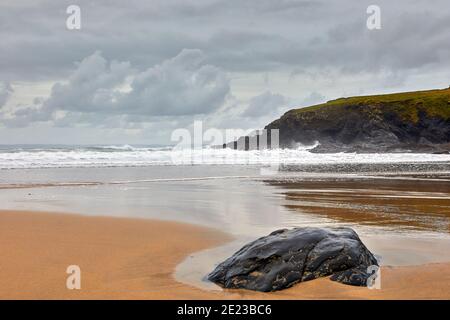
left=0, top=210, right=449, bottom=299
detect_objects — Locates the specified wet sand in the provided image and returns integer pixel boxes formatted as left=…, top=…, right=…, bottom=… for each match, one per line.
left=267, top=178, right=450, bottom=233
left=0, top=210, right=449, bottom=299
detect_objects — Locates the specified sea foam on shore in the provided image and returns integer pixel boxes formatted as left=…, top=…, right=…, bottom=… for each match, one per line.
left=1, top=145, right=450, bottom=169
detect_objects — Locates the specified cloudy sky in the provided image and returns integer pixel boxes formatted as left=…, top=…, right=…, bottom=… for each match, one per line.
left=1, top=0, right=449, bottom=145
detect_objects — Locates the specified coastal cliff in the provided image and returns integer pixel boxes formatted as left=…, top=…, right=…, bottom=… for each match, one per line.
left=228, top=88, right=450, bottom=153
left=265, top=88, right=450, bottom=153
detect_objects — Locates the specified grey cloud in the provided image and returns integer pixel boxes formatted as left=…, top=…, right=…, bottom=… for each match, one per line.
left=2, top=49, right=230, bottom=127
left=44, top=51, right=132, bottom=113
left=121, top=49, right=230, bottom=116
left=242, top=91, right=287, bottom=117
left=241, top=90, right=325, bottom=119
left=297, top=92, right=326, bottom=107
left=2, top=0, right=450, bottom=81
left=0, top=82, right=13, bottom=108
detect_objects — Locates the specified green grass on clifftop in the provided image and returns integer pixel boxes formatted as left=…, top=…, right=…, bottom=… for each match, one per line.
left=290, top=88, right=450, bottom=123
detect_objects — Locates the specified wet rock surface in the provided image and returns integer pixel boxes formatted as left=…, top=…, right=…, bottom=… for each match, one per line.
left=208, top=227, right=378, bottom=292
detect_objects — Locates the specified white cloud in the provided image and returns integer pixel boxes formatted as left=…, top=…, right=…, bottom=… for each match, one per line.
left=122, top=49, right=230, bottom=116
left=2, top=49, right=231, bottom=127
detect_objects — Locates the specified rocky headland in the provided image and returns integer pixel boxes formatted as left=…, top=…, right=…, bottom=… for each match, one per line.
left=229, top=88, right=450, bottom=153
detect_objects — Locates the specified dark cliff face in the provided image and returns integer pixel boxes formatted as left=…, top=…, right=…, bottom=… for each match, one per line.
left=265, top=88, right=450, bottom=152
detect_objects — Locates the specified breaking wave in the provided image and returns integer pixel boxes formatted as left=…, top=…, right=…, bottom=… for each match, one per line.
left=0, top=145, right=449, bottom=169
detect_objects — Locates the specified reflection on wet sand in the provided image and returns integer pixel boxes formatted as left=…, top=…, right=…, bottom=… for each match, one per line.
left=267, top=178, right=450, bottom=234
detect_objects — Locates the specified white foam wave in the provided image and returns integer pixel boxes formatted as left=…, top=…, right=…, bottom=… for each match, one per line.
left=0, top=146, right=449, bottom=169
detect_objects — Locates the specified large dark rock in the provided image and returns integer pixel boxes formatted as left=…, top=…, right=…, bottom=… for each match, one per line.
left=208, top=227, right=378, bottom=292
left=226, top=88, right=450, bottom=153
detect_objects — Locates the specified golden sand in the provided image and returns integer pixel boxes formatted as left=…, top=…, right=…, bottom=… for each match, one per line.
left=0, top=210, right=448, bottom=299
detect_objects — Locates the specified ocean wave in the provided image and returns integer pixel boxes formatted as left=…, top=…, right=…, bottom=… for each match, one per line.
left=0, top=146, right=449, bottom=169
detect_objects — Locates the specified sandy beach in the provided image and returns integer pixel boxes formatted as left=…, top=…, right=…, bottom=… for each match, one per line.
left=0, top=210, right=449, bottom=300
